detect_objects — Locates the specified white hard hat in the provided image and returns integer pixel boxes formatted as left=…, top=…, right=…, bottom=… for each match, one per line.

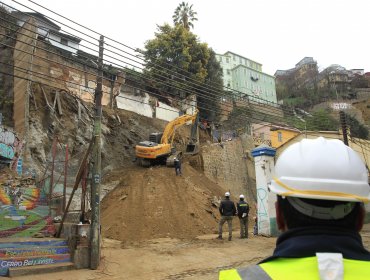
left=225, top=192, right=230, bottom=197
left=270, top=137, right=369, bottom=203
left=239, top=194, right=245, bottom=199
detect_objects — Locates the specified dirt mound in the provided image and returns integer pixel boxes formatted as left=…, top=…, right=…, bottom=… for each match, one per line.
left=101, top=163, right=234, bottom=243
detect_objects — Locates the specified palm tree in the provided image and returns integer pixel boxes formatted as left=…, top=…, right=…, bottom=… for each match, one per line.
left=172, top=2, right=198, bottom=30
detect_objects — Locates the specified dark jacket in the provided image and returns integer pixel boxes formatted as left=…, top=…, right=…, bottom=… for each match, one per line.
left=174, top=159, right=181, bottom=168
left=260, top=226, right=370, bottom=264
left=219, top=198, right=236, bottom=217
left=237, top=199, right=249, bottom=219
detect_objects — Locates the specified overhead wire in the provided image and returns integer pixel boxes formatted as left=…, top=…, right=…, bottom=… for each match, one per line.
left=0, top=11, right=290, bottom=123
left=0, top=1, right=294, bottom=127
left=13, top=0, right=295, bottom=117
left=0, top=64, right=289, bottom=129
left=0, top=26, right=291, bottom=126
left=2, top=1, right=346, bottom=133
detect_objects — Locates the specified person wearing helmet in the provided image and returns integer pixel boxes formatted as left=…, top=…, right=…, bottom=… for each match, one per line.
left=237, top=194, right=250, bottom=239
left=218, top=192, right=236, bottom=241
left=174, top=157, right=182, bottom=176
left=219, top=137, right=370, bottom=279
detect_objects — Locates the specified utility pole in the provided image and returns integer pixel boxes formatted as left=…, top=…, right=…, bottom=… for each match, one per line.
left=339, top=110, right=349, bottom=146
left=63, top=144, right=68, bottom=212
left=90, top=35, right=104, bottom=269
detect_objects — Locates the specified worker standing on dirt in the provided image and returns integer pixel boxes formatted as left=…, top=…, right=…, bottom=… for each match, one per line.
left=237, top=194, right=249, bottom=239
left=174, top=157, right=182, bottom=176
left=219, top=137, right=370, bottom=279
left=218, top=192, right=236, bottom=241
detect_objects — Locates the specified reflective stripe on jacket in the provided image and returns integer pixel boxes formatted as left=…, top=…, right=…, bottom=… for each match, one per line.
left=236, top=200, right=249, bottom=218
left=219, top=256, right=370, bottom=280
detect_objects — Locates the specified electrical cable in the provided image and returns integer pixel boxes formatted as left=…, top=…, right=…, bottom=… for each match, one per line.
left=2, top=1, right=346, bottom=132
left=10, top=0, right=292, bottom=113
left=0, top=35, right=290, bottom=124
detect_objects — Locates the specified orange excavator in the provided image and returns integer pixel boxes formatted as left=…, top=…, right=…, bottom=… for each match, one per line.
left=135, top=110, right=199, bottom=167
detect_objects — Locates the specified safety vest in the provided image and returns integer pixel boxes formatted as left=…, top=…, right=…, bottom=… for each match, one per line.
left=219, top=253, right=370, bottom=280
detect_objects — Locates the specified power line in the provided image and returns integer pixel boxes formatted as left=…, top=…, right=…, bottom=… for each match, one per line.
left=0, top=66, right=292, bottom=129
left=10, top=0, right=293, bottom=115
left=0, top=27, right=291, bottom=124
left=1, top=1, right=344, bottom=132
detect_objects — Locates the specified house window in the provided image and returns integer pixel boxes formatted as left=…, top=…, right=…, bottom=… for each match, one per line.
left=227, top=69, right=230, bottom=75
left=226, top=57, right=230, bottom=63
left=278, top=132, right=282, bottom=142
left=60, top=37, right=68, bottom=46
left=259, top=132, right=264, bottom=140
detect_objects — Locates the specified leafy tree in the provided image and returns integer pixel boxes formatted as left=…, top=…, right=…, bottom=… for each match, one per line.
left=172, top=2, right=198, bottom=30
left=143, top=24, right=225, bottom=121
left=144, top=24, right=209, bottom=97
left=345, top=113, right=369, bottom=139
left=201, top=48, right=224, bottom=121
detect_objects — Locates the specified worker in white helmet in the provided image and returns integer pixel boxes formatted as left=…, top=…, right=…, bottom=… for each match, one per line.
left=237, top=194, right=250, bottom=239
left=220, top=137, right=370, bottom=279
left=218, top=192, right=236, bottom=241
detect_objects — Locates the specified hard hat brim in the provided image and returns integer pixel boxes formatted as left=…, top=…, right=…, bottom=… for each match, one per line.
left=270, top=177, right=370, bottom=203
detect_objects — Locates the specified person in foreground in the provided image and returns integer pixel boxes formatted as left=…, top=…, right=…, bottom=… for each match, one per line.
left=219, top=137, right=370, bottom=280
left=218, top=192, right=236, bottom=241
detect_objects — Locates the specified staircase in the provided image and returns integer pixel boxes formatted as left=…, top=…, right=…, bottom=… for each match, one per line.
left=0, top=237, right=74, bottom=277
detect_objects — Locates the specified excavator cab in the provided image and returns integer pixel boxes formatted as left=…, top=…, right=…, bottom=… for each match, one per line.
left=135, top=109, right=199, bottom=167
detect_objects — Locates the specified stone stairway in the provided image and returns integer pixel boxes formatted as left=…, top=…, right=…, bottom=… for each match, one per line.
left=0, top=237, right=74, bottom=277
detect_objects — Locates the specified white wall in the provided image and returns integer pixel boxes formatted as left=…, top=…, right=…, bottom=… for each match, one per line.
left=116, top=92, right=153, bottom=118
left=156, top=102, right=179, bottom=121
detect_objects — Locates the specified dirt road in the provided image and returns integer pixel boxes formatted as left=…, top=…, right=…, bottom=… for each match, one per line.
left=14, top=224, right=370, bottom=280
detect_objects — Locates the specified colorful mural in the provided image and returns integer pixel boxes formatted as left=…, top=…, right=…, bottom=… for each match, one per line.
left=0, top=127, right=23, bottom=175
left=0, top=239, right=71, bottom=276
left=0, top=177, right=55, bottom=238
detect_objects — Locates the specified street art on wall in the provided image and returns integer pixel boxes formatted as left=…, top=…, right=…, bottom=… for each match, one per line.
left=0, top=179, right=54, bottom=238
left=0, top=239, right=70, bottom=276
left=257, top=187, right=270, bottom=235
left=0, top=127, right=23, bottom=172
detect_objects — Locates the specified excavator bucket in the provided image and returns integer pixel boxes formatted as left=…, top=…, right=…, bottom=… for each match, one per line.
left=185, top=142, right=199, bottom=155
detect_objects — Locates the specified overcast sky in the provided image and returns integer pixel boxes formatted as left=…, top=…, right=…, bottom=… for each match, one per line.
left=3, top=0, right=370, bottom=75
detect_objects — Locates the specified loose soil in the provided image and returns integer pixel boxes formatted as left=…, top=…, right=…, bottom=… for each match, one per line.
left=13, top=225, right=370, bottom=280
left=101, top=163, right=238, bottom=243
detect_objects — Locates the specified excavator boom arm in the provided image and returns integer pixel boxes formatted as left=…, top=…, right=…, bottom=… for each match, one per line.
left=161, top=110, right=198, bottom=145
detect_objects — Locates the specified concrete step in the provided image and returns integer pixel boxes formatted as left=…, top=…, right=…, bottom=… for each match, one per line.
left=8, top=261, right=75, bottom=277
left=0, top=238, right=68, bottom=248
left=0, top=246, right=70, bottom=259
left=0, top=238, right=73, bottom=276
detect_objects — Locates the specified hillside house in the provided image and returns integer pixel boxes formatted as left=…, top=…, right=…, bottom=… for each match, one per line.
left=216, top=51, right=277, bottom=104
left=12, top=11, right=81, bottom=54
left=252, top=123, right=300, bottom=148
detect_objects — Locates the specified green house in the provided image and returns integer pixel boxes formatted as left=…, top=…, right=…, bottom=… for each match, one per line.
left=216, top=51, right=277, bottom=104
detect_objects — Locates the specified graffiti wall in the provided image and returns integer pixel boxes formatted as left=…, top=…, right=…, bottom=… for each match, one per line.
left=0, top=239, right=70, bottom=276
left=251, top=146, right=278, bottom=237
left=0, top=127, right=23, bottom=169
left=0, top=176, right=54, bottom=238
